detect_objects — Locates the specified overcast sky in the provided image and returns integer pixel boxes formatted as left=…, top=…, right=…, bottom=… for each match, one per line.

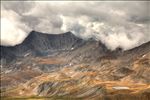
left=1, top=1, right=150, bottom=50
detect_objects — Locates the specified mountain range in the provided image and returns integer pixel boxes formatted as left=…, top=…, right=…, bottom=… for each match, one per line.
left=1, top=31, right=150, bottom=100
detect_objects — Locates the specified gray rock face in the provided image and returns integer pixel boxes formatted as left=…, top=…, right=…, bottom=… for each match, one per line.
left=37, top=82, right=54, bottom=96
left=0, top=31, right=85, bottom=62
left=35, top=80, right=106, bottom=97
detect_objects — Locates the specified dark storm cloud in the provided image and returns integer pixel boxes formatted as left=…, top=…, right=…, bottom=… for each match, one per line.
left=1, top=1, right=150, bottom=50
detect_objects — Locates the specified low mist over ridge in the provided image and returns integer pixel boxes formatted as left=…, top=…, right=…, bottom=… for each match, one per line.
left=1, top=1, right=150, bottom=50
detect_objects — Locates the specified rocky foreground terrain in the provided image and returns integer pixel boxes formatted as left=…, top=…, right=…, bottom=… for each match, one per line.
left=0, top=31, right=150, bottom=100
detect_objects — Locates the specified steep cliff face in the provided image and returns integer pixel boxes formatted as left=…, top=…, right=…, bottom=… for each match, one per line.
left=20, top=31, right=85, bottom=51
left=0, top=31, right=85, bottom=62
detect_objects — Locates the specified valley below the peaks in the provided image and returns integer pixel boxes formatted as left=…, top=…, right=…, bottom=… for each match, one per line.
left=0, top=31, right=150, bottom=100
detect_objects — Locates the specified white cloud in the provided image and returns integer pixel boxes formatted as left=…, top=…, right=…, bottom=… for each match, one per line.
left=1, top=1, right=150, bottom=50
left=1, top=6, right=30, bottom=46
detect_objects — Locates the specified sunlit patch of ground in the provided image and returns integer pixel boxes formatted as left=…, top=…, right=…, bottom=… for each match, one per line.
left=1, top=70, right=150, bottom=100
left=33, top=57, right=65, bottom=65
